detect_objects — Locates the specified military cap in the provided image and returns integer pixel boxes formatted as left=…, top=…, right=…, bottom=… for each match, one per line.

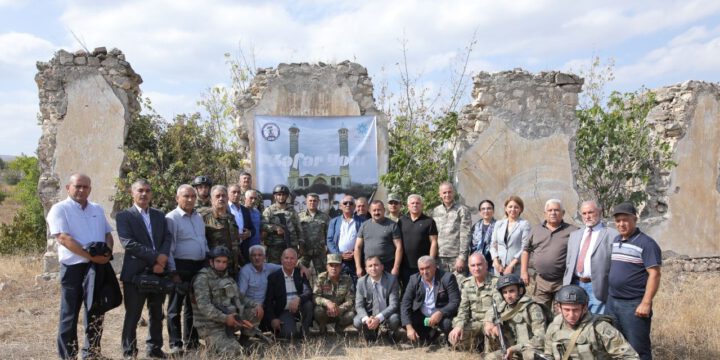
left=327, top=253, right=342, bottom=264
left=387, top=193, right=401, bottom=203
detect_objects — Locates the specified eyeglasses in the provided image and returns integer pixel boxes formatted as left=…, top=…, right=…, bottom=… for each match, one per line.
left=342, top=201, right=355, bottom=206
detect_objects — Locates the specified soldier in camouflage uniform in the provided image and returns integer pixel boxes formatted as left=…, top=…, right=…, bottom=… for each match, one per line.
left=386, top=193, right=403, bottom=222
left=192, top=175, right=212, bottom=215
left=313, top=254, right=355, bottom=334
left=483, top=274, right=546, bottom=360
left=262, top=184, right=305, bottom=264
left=239, top=171, right=264, bottom=213
left=449, top=253, right=499, bottom=351
left=203, top=185, right=243, bottom=277
left=543, top=285, right=638, bottom=360
left=431, top=182, right=472, bottom=276
left=298, top=193, right=330, bottom=275
left=192, top=246, right=264, bottom=356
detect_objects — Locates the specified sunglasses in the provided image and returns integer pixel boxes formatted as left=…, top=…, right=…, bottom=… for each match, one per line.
left=342, top=201, right=355, bottom=206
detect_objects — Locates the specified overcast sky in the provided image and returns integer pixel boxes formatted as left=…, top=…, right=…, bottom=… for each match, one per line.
left=1, top=0, right=719, bottom=156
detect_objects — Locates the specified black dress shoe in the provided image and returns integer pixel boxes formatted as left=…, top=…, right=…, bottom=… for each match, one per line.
left=146, top=348, right=167, bottom=359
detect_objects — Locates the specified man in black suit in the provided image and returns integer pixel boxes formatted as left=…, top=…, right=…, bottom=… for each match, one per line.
left=117, top=179, right=172, bottom=359
left=263, top=248, right=314, bottom=339
left=401, top=255, right=460, bottom=345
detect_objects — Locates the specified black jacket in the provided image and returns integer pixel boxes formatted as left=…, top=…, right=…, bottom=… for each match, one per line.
left=117, top=206, right=173, bottom=282
left=264, top=267, right=312, bottom=320
left=400, top=269, right=460, bottom=326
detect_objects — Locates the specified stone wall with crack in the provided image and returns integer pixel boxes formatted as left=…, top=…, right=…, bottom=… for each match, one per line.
left=455, top=69, right=583, bottom=223
left=35, top=47, right=142, bottom=273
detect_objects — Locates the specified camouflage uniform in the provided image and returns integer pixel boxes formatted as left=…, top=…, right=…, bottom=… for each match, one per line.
left=313, top=271, right=355, bottom=333
left=452, top=275, right=499, bottom=350
left=544, top=313, right=639, bottom=360
left=262, top=204, right=304, bottom=264
left=386, top=213, right=401, bottom=223
left=191, top=267, right=259, bottom=356
left=195, top=197, right=212, bottom=216
left=298, top=209, right=330, bottom=274
left=483, top=295, right=546, bottom=359
left=203, top=211, right=242, bottom=276
left=431, top=202, right=472, bottom=270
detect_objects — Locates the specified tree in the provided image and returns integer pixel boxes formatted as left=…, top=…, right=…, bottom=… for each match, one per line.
left=114, top=100, right=242, bottom=212
left=380, top=33, right=475, bottom=209
left=0, top=155, right=46, bottom=254
left=575, top=90, right=675, bottom=216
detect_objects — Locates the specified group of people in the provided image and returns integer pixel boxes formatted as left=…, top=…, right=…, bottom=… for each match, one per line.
left=48, top=173, right=661, bottom=360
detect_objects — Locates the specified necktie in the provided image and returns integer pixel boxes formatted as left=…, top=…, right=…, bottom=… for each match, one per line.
left=576, top=226, right=593, bottom=274
left=372, top=282, right=385, bottom=315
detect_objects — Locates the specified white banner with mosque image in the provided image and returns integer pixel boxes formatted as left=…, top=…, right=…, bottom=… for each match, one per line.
left=254, top=115, right=378, bottom=215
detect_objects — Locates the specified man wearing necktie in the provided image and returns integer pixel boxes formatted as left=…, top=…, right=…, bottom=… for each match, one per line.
left=562, top=200, right=619, bottom=314
left=353, top=256, right=401, bottom=340
left=117, top=179, right=173, bottom=359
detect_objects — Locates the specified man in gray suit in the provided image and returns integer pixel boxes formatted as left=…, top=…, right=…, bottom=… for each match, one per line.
left=354, top=256, right=401, bottom=340
left=117, top=179, right=173, bottom=359
left=563, top=200, right=618, bottom=314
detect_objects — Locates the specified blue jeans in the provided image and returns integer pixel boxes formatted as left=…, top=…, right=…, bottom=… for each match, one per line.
left=607, top=296, right=652, bottom=360
left=58, top=263, right=105, bottom=359
left=573, top=280, right=605, bottom=315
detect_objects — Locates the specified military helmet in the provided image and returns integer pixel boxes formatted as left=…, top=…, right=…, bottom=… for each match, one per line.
left=555, top=285, right=589, bottom=305
left=496, top=274, right=525, bottom=292
left=208, top=246, right=231, bottom=259
left=273, top=184, right=290, bottom=195
left=192, top=175, right=212, bottom=187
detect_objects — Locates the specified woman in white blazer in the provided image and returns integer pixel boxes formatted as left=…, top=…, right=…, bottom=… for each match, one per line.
left=490, top=195, right=531, bottom=275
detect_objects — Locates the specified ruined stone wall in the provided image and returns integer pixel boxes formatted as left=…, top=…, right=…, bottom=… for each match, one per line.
left=36, top=47, right=142, bottom=272
left=641, top=81, right=720, bottom=256
left=235, top=61, right=388, bottom=198
left=455, top=69, right=583, bottom=223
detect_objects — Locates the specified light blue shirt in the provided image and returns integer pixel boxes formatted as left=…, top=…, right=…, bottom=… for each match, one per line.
left=47, top=197, right=113, bottom=265
left=228, top=203, right=246, bottom=232
left=421, top=277, right=437, bottom=317
left=166, top=206, right=208, bottom=271
left=237, top=262, right=282, bottom=303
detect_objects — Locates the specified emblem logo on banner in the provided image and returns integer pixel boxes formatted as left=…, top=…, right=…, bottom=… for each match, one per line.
left=254, top=116, right=378, bottom=213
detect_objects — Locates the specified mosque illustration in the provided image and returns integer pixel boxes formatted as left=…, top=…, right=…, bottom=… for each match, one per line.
left=287, top=123, right=351, bottom=191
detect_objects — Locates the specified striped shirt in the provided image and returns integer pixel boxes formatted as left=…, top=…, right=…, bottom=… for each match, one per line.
left=608, top=228, right=662, bottom=299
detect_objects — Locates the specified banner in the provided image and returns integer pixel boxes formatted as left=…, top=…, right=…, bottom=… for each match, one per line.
left=254, top=115, right=378, bottom=215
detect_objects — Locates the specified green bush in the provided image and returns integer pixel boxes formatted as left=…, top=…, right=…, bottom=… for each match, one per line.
left=0, top=156, right=46, bottom=254
left=115, top=103, right=241, bottom=212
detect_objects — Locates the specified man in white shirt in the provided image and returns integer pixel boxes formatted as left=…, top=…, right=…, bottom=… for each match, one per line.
left=47, top=173, right=114, bottom=360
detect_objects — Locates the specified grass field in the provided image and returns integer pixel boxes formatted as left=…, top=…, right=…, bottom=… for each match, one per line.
left=0, top=254, right=717, bottom=359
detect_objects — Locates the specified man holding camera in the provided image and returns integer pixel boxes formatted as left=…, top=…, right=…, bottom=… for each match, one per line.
left=47, top=173, right=114, bottom=360
left=117, top=179, right=173, bottom=359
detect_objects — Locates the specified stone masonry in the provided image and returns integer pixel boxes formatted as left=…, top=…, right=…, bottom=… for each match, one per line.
left=640, top=81, right=720, bottom=256
left=35, top=47, right=142, bottom=273
left=455, top=69, right=583, bottom=223
left=235, top=61, right=389, bottom=198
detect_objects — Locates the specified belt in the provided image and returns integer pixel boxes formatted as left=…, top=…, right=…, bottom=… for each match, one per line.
left=575, top=276, right=592, bottom=283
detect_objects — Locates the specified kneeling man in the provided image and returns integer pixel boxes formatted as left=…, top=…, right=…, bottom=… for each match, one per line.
left=354, top=256, right=400, bottom=339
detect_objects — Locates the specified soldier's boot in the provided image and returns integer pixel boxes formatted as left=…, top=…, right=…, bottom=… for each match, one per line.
left=314, top=308, right=329, bottom=334
left=203, top=327, right=245, bottom=356
left=334, top=311, right=355, bottom=334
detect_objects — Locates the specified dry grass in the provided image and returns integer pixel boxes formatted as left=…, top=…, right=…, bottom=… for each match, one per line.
left=0, top=184, right=21, bottom=225
left=0, top=254, right=716, bottom=359
left=652, top=271, right=720, bottom=359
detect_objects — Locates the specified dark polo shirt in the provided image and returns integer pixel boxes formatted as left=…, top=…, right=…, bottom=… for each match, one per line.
left=398, top=213, right=438, bottom=269
left=524, top=221, right=578, bottom=280
left=608, top=228, right=662, bottom=300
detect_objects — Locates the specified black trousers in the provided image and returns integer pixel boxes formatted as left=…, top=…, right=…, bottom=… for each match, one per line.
left=167, top=259, right=204, bottom=349
left=121, top=281, right=165, bottom=356
left=409, top=311, right=452, bottom=343
left=57, top=263, right=105, bottom=360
